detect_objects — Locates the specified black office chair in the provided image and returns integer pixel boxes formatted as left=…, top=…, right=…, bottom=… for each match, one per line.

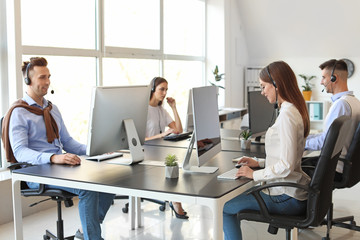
left=1, top=117, right=76, bottom=240
left=236, top=116, right=351, bottom=240
left=114, top=195, right=166, bottom=213
left=321, top=119, right=360, bottom=236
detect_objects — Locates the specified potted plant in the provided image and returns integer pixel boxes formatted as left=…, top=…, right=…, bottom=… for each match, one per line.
left=240, top=130, right=252, bottom=150
left=164, top=154, right=179, bottom=178
left=209, top=65, right=225, bottom=89
left=299, top=74, right=316, bottom=101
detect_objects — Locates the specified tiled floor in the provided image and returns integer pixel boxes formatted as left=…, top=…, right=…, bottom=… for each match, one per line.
left=1, top=184, right=360, bottom=239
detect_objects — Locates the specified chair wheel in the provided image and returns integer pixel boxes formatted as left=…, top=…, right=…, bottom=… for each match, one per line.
left=122, top=207, right=129, bottom=213
left=159, top=205, right=166, bottom=211
left=43, top=235, right=50, bottom=240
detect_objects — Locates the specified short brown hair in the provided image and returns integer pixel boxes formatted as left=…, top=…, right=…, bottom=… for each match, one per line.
left=22, top=57, right=48, bottom=78
left=319, top=59, right=348, bottom=72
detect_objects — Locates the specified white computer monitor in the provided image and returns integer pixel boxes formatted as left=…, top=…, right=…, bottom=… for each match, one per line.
left=184, top=89, right=194, bottom=132
left=86, top=85, right=150, bottom=162
left=247, top=90, right=276, bottom=144
left=182, top=86, right=221, bottom=173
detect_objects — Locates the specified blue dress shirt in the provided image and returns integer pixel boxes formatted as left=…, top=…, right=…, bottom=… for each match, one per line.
left=8, top=93, right=87, bottom=164
left=305, top=91, right=353, bottom=150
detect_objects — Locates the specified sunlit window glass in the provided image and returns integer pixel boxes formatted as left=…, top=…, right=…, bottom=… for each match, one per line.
left=104, top=0, right=160, bottom=49
left=21, top=0, right=96, bottom=49
left=163, top=60, right=203, bottom=126
left=23, top=55, right=96, bottom=144
left=102, top=58, right=160, bottom=86
left=164, top=0, right=205, bottom=56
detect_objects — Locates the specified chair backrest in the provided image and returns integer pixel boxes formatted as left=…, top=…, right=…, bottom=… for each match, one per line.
left=0, top=117, right=3, bottom=162
left=308, top=115, right=351, bottom=225
left=341, top=120, right=360, bottom=188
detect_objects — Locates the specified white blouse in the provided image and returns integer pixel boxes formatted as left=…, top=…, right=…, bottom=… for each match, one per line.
left=145, top=105, right=173, bottom=138
left=252, top=101, right=311, bottom=201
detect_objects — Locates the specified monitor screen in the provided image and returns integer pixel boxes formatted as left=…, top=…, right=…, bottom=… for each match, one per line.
left=247, top=90, right=276, bottom=142
left=86, top=85, right=150, bottom=157
left=182, top=86, right=221, bottom=173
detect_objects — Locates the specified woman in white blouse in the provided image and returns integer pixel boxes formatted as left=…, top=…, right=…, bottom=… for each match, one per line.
left=145, top=77, right=188, bottom=219
left=223, top=61, right=311, bottom=240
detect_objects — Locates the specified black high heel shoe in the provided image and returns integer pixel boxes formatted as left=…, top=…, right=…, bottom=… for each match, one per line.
left=169, top=202, right=189, bottom=219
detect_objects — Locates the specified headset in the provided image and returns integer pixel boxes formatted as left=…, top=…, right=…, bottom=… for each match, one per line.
left=24, top=62, right=55, bottom=94
left=330, top=60, right=338, bottom=82
left=266, top=66, right=278, bottom=109
left=151, top=77, right=158, bottom=92
left=24, top=63, right=32, bottom=85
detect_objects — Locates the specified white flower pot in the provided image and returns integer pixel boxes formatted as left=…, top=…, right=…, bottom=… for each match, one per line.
left=165, top=165, right=179, bottom=178
left=241, top=139, right=251, bottom=150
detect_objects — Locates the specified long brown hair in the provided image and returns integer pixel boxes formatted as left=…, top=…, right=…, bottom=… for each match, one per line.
left=259, top=61, right=310, bottom=137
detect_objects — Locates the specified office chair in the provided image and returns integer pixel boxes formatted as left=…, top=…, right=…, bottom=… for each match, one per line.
left=114, top=195, right=166, bottom=213
left=321, top=119, right=360, bottom=237
left=237, top=116, right=351, bottom=240
left=1, top=117, right=76, bottom=240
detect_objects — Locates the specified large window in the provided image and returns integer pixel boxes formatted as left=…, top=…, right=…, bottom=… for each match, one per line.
left=2, top=0, right=206, bottom=169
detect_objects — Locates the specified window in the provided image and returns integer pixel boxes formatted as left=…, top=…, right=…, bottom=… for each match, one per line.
left=3, top=0, right=206, bottom=169
left=21, top=0, right=96, bottom=49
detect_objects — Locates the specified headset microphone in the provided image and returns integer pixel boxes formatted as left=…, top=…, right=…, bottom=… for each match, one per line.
left=322, top=81, right=331, bottom=92
left=51, top=89, right=54, bottom=94
left=266, top=66, right=278, bottom=109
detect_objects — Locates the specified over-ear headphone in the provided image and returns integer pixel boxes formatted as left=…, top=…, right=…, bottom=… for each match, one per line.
left=24, top=63, right=32, bottom=85
left=330, top=60, right=338, bottom=82
left=151, top=77, right=158, bottom=92
left=266, top=66, right=278, bottom=109
left=266, top=66, right=277, bottom=88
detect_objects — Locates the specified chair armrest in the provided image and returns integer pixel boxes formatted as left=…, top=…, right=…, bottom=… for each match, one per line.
left=245, top=182, right=315, bottom=220
left=7, top=162, right=34, bottom=172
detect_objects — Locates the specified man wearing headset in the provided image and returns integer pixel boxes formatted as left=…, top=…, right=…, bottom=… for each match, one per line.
left=305, top=59, right=360, bottom=178
left=3, top=57, right=114, bottom=240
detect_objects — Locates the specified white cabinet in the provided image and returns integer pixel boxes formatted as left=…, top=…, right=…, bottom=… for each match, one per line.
left=306, top=101, right=330, bottom=131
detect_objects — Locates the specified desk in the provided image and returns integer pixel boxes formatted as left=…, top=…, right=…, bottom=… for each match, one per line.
left=145, top=129, right=266, bottom=156
left=12, top=146, right=264, bottom=240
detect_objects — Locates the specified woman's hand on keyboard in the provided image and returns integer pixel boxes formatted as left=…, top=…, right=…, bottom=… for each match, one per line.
left=237, top=156, right=260, bottom=168
left=236, top=165, right=254, bottom=179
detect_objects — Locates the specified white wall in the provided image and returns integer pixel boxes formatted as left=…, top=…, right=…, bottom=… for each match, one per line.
left=224, top=0, right=249, bottom=108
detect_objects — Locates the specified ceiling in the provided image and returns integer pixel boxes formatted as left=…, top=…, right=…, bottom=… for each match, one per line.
left=237, top=0, right=360, bottom=61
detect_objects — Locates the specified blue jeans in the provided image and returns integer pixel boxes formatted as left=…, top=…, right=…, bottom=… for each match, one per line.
left=27, top=182, right=115, bottom=240
left=223, top=190, right=307, bottom=240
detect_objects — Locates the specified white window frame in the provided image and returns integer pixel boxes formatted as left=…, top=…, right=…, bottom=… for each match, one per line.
left=1, top=0, right=208, bottom=170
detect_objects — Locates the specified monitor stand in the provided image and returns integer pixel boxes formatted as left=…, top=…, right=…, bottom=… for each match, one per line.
left=251, top=136, right=265, bottom=145
left=124, top=119, right=144, bottom=163
left=182, top=133, right=218, bottom=173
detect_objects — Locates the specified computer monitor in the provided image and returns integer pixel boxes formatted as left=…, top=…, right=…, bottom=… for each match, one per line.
left=182, top=86, right=221, bottom=173
left=86, top=85, right=150, bottom=162
left=184, top=89, right=194, bottom=132
left=247, top=90, right=276, bottom=144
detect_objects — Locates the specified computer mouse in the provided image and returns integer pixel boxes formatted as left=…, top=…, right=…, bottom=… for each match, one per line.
left=235, top=162, right=246, bottom=168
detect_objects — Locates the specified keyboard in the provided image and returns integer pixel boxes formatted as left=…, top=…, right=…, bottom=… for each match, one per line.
left=217, top=168, right=240, bottom=180
left=163, top=131, right=192, bottom=141
left=86, top=152, right=123, bottom=161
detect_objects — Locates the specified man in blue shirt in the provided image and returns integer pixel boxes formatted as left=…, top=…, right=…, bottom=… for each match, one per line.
left=305, top=59, right=360, bottom=175
left=5, top=57, right=114, bottom=240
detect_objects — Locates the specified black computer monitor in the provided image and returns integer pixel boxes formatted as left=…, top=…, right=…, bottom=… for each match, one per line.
left=182, top=86, right=221, bottom=173
left=247, top=90, right=276, bottom=144
left=86, top=85, right=150, bottom=162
